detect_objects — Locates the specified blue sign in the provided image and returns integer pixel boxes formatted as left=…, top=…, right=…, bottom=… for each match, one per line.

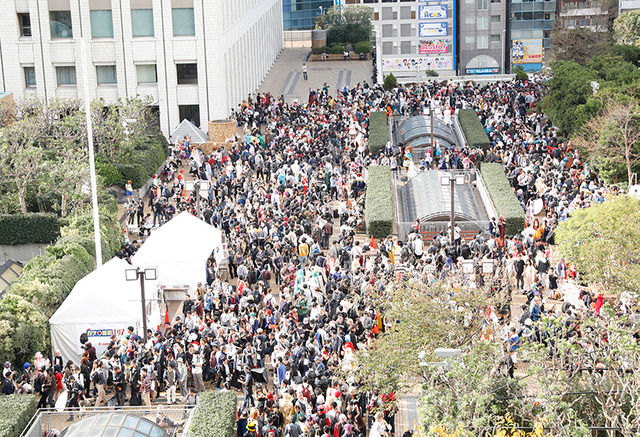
left=419, top=22, right=448, bottom=37
left=466, top=68, right=500, bottom=74
left=419, top=5, right=448, bottom=19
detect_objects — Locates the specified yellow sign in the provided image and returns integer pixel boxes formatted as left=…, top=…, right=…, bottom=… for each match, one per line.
left=512, top=39, right=543, bottom=64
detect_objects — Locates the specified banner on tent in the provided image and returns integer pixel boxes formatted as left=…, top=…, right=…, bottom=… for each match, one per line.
left=75, top=324, right=133, bottom=357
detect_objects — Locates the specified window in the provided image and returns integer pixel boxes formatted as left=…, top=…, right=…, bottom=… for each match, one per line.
left=18, top=14, right=31, bottom=37
left=24, top=67, right=36, bottom=87
left=56, top=66, right=77, bottom=85
left=381, top=7, right=393, bottom=20
left=131, top=9, right=154, bottom=36
left=465, top=16, right=475, bottom=24
left=477, top=16, right=488, bottom=29
left=172, top=8, right=195, bottom=36
left=176, top=63, right=197, bottom=85
left=382, top=24, right=393, bottom=37
left=400, top=41, right=412, bottom=54
left=382, top=41, right=394, bottom=55
left=137, top=64, right=157, bottom=83
left=478, top=0, right=488, bottom=9
left=477, top=35, right=488, bottom=49
left=90, top=10, right=114, bottom=38
left=465, top=35, right=475, bottom=44
left=400, top=6, right=411, bottom=19
left=491, top=0, right=501, bottom=3
left=491, top=15, right=501, bottom=22
left=96, top=65, right=117, bottom=84
left=50, top=11, right=73, bottom=38
left=401, top=23, right=412, bottom=37
left=490, top=34, right=501, bottom=42
left=179, top=105, right=200, bottom=127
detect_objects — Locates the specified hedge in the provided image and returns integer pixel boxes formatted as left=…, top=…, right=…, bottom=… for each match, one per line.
left=480, top=163, right=526, bottom=236
left=0, top=213, right=61, bottom=245
left=368, top=111, right=388, bottom=155
left=186, top=391, right=237, bottom=437
left=457, top=109, right=492, bottom=150
left=354, top=41, right=371, bottom=54
left=0, top=394, right=36, bottom=437
left=365, top=166, right=393, bottom=239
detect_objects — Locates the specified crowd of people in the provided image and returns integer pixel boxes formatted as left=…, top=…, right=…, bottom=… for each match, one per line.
left=2, top=77, right=622, bottom=437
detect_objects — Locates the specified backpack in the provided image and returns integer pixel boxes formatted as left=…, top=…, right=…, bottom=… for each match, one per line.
left=34, top=374, right=42, bottom=392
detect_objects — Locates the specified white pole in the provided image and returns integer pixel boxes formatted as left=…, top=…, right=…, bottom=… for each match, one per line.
left=502, top=29, right=507, bottom=74
left=80, top=37, right=103, bottom=267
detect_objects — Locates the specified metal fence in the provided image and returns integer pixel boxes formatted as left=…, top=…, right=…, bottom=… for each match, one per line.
left=21, top=405, right=196, bottom=437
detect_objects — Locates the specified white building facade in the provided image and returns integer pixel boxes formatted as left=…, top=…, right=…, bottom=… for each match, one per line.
left=0, top=0, right=284, bottom=135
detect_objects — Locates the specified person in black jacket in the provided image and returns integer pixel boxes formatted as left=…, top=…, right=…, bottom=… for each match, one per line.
left=66, top=375, right=83, bottom=420
left=113, top=366, right=126, bottom=407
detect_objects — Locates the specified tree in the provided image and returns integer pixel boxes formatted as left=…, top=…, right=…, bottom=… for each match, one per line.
left=315, top=5, right=372, bottom=30
left=551, top=27, right=609, bottom=65
left=573, top=93, right=640, bottom=184
left=614, top=10, right=640, bottom=46
left=555, top=195, right=640, bottom=296
left=383, top=73, right=397, bottom=91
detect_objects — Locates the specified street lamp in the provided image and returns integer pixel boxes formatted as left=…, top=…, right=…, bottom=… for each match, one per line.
left=440, top=173, right=465, bottom=245
left=125, top=267, right=158, bottom=344
left=502, top=29, right=507, bottom=74
left=185, top=179, right=212, bottom=220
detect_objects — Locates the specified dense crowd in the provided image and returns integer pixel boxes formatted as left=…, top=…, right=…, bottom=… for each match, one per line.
left=2, top=77, right=620, bottom=436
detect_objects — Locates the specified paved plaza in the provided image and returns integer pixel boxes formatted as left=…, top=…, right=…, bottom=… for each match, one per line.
left=258, top=48, right=374, bottom=103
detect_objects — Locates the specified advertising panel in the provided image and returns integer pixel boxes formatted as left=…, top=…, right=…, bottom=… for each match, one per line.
left=419, top=39, right=448, bottom=54
left=76, top=325, right=131, bottom=357
left=382, top=56, right=454, bottom=71
left=418, top=5, right=448, bottom=20
left=418, top=22, right=448, bottom=37
left=466, top=67, right=500, bottom=74
left=512, top=39, right=543, bottom=64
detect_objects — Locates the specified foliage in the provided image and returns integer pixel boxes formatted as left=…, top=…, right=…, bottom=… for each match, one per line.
left=186, top=391, right=237, bottom=437
left=480, top=164, right=526, bottom=235
left=354, top=41, right=372, bottom=54
left=458, top=109, right=492, bottom=150
left=327, top=23, right=370, bottom=46
left=364, top=166, right=393, bottom=239
left=515, top=69, right=529, bottom=82
left=551, top=27, right=609, bottom=65
left=425, top=69, right=439, bottom=77
left=0, top=394, right=36, bottom=437
left=614, top=10, right=640, bottom=46
left=555, top=195, right=640, bottom=296
left=383, top=73, right=397, bottom=91
left=326, top=45, right=346, bottom=55
left=0, top=213, right=61, bottom=245
left=368, top=111, right=388, bottom=155
left=315, top=5, right=372, bottom=31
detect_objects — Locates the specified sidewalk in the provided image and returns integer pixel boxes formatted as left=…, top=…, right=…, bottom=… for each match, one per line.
left=258, top=48, right=373, bottom=104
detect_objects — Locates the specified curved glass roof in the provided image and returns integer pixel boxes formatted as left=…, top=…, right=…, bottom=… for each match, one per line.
left=394, top=116, right=457, bottom=149
left=60, top=413, right=170, bottom=437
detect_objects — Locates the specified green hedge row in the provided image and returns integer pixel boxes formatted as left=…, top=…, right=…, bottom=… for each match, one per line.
left=354, top=41, right=371, bottom=54
left=480, top=163, right=526, bottom=236
left=98, top=134, right=168, bottom=189
left=0, top=208, right=123, bottom=367
left=0, top=394, right=36, bottom=437
left=457, top=109, right=492, bottom=150
left=368, top=111, right=388, bottom=155
left=365, top=165, right=394, bottom=239
left=0, top=213, right=61, bottom=245
left=186, top=391, right=237, bottom=437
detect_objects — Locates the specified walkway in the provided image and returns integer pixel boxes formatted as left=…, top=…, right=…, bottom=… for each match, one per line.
left=258, top=48, right=373, bottom=104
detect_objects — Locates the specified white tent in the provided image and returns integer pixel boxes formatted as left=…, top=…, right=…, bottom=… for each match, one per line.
left=50, top=258, right=160, bottom=364
left=132, top=211, right=223, bottom=293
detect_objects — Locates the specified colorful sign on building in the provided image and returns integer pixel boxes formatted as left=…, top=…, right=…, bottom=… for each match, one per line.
left=419, top=39, right=448, bottom=54
left=382, top=56, right=454, bottom=71
left=418, top=22, right=448, bottom=37
left=512, top=39, right=543, bottom=64
left=418, top=5, right=448, bottom=20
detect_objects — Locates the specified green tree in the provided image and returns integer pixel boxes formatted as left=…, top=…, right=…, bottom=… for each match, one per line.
left=555, top=195, right=640, bottom=296
left=614, top=10, right=640, bottom=46
left=383, top=73, right=397, bottom=91
left=315, top=5, right=372, bottom=30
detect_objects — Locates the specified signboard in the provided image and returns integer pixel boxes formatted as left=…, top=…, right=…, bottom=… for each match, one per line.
left=76, top=325, right=131, bottom=357
left=466, top=67, right=500, bottom=74
left=419, top=5, right=448, bottom=19
left=419, top=22, right=448, bottom=37
left=419, top=39, right=448, bottom=54
left=512, top=39, right=543, bottom=64
left=382, top=56, right=453, bottom=71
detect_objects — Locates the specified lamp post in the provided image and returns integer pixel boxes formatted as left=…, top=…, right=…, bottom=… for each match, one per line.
left=185, top=179, right=212, bottom=220
left=502, top=29, right=507, bottom=74
left=125, top=267, right=158, bottom=344
left=440, top=173, right=465, bottom=246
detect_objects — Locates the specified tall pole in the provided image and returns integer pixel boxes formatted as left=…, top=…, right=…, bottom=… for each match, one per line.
left=80, top=38, right=102, bottom=266
left=430, top=108, right=434, bottom=149
left=139, top=269, right=148, bottom=344
left=502, top=29, right=506, bottom=74
left=450, top=177, right=455, bottom=246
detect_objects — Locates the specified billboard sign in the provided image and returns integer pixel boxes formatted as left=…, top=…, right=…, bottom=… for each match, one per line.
left=419, top=39, right=448, bottom=54
left=512, top=39, right=543, bottom=64
left=466, top=67, right=500, bottom=74
left=419, top=5, right=448, bottom=20
left=382, top=56, right=453, bottom=71
left=419, top=22, right=448, bottom=37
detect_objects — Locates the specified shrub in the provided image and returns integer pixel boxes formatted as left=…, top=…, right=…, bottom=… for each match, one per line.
left=0, top=394, right=36, bottom=437
left=480, top=163, right=526, bottom=235
left=383, top=73, right=397, bottom=91
left=0, top=213, right=61, bottom=245
left=327, top=45, right=345, bottom=55
left=113, top=163, right=147, bottom=189
left=96, top=161, right=123, bottom=187
left=312, top=46, right=329, bottom=55
left=515, top=69, right=529, bottom=82
left=457, top=109, right=492, bottom=150
left=354, top=41, right=371, bottom=54
left=425, top=69, right=439, bottom=77
left=365, top=166, right=393, bottom=239
left=186, top=391, right=237, bottom=437
left=368, top=111, right=388, bottom=155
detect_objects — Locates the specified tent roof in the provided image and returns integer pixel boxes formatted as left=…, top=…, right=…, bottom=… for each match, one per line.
left=50, top=258, right=155, bottom=325
left=171, top=119, right=209, bottom=144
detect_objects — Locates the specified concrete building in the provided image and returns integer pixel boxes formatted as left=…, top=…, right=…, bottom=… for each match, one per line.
left=0, top=0, right=284, bottom=136
left=620, top=0, right=640, bottom=13
left=459, top=0, right=508, bottom=74
left=509, top=0, right=556, bottom=69
left=283, top=0, right=333, bottom=30
left=558, top=0, right=609, bottom=31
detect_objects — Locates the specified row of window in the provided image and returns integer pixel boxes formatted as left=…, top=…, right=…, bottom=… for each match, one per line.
left=379, top=32, right=501, bottom=54
left=24, top=63, right=198, bottom=87
left=18, top=7, right=195, bottom=40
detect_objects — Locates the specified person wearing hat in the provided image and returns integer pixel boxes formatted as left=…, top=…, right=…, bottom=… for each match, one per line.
left=125, top=180, right=133, bottom=200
